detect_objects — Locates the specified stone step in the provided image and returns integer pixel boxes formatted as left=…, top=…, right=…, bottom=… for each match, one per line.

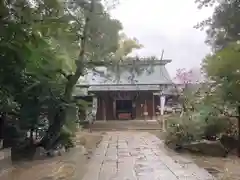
left=89, top=120, right=163, bottom=131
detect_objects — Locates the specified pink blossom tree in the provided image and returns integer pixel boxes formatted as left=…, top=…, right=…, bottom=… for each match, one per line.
left=175, top=68, right=194, bottom=85
left=174, top=68, right=201, bottom=116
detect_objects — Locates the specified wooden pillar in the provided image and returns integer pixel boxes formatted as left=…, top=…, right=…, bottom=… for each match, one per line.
left=152, top=94, right=155, bottom=119
left=113, top=100, right=116, bottom=120
left=103, top=99, right=106, bottom=121
left=96, top=96, right=101, bottom=120
left=143, top=100, right=148, bottom=122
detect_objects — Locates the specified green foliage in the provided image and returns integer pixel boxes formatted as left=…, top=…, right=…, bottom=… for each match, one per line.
left=95, top=33, right=145, bottom=83
left=0, top=1, right=68, bottom=143
left=60, top=126, right=75, bottom=149
left=197, top=0, right=240, bottom=126
left=165, top=112, right=231, bottom=147
left=64, top=104, right=79, bottom=132
left=0, top=0, right=128, bottom=154
left=165, top=0, right=240, bottom=154
left=166, top=115, right=205, bottom=145
left=195, top=0, right=240, bottom=50
left=0, top=90, right=19, bottom=115
left=202, top=43, right=240, bottom=104
left=204, top=116, right=232, bottom=139
left=0, top=0, right=159, bottom=153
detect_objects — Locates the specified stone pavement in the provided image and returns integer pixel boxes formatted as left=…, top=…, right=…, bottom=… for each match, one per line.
left=82, top=132, right=215, bottom=180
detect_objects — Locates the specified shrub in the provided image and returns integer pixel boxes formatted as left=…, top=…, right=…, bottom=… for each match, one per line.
left=165, top=113, right=232, bottom=149
left=165, top=114, right=204, bottom=147
left=204, top=116, right=230, bottom=140
left=59, top=126, right=75, bottom=149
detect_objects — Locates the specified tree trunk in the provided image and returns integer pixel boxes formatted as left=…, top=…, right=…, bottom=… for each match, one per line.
left=0, top=113, right=5, bottom=149
left=237, top=105, right=240, bottom=157
left=39, top=106, right=65, bottom=150
left=0, top=113, right=4, bottom=138
left=39, top=0, right=94, bottom=150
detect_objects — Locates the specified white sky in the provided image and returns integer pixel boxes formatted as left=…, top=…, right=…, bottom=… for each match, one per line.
left=110, top=0, right=213, bottom=78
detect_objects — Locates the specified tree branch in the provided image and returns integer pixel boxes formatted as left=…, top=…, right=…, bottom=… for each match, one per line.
left=63, top=0, right=94, bottom=101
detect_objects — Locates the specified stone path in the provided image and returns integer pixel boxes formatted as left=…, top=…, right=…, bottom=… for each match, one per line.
left=82, top=132, right=215, bottom=180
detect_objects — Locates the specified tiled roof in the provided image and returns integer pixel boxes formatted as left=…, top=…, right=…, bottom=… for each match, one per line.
left=85, top=65, right=171, bottom=84
left=78, top=60, right=173, bottom=91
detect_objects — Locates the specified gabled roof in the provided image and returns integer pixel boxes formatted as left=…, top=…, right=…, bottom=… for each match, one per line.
left=79, top=59, right=173, bottom=91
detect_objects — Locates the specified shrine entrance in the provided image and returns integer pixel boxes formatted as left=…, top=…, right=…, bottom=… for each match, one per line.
left=110, top=91, right=138, bottom=120
left=115, top=100, right=133, bottom=120
left=95, top=91, right=156, bottom=120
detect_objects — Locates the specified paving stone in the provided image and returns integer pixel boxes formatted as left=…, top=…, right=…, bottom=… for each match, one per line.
left=82, top=132, right=216, bottom=180
left=98, top=162, right=117, bottom=180
left=81, top=162, right=102, bottom=180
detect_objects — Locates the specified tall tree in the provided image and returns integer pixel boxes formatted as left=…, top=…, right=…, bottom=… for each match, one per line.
left=0, top=0, right=123, bottom=154
left=39, top=0, right=124, bottom=149
left=202, top=43, right=240, bottom=110
left=196, top=0, right=240, bottom=156
left=195, top=0, right=240, bottom=50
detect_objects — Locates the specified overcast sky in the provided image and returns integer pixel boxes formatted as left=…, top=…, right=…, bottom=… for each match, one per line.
left=110, top=0, right=213, bottom=78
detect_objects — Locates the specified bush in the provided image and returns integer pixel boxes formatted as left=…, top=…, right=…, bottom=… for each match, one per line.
left=59, top=126, right=75, bottom=149
left=165, top=113, right=232, bottom=149
left=165, top=114, right=204, bottom=148
left=204, top=116, right=230, bottom=140
left=60, top=105, right=79, bottom=149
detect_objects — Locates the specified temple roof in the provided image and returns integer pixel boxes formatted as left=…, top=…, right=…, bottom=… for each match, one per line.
left=78, top=59, right=173, bottom=91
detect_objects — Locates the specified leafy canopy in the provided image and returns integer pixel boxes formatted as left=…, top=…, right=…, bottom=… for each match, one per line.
left=202, top=43, right=240, bottom=103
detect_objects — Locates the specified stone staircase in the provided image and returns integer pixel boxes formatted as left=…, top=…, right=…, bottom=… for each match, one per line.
left=90, top=120, right=162, bottom=131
